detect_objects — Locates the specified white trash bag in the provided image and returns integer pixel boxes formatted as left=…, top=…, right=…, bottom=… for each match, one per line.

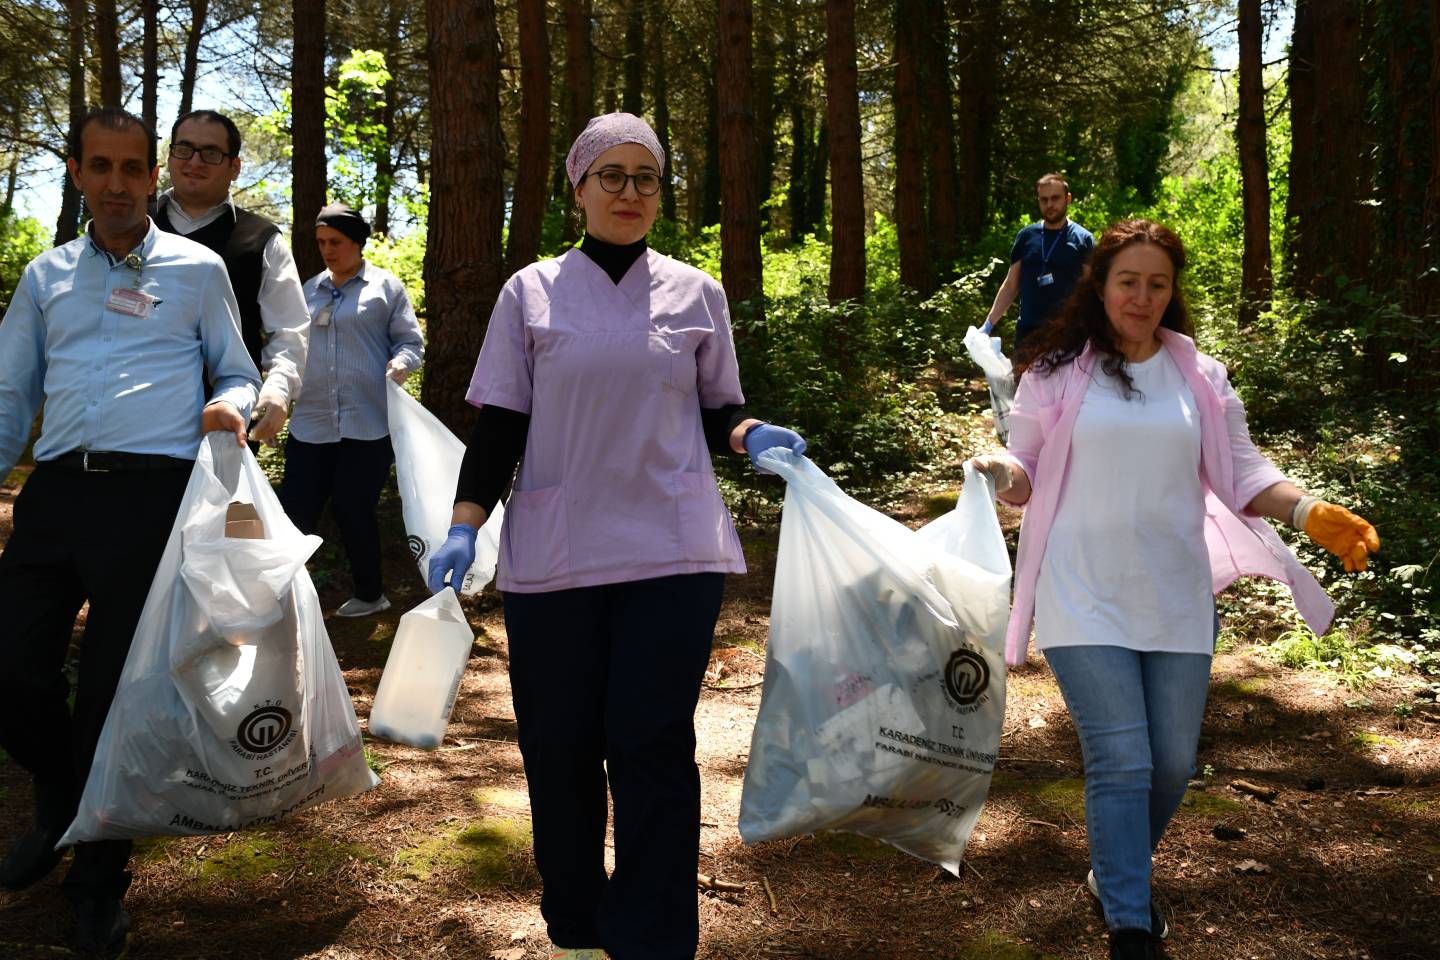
left=386, top=379, right=504, bottom=594
left=964, top=325, right=1015, bottom=445
left=739, top=453, right=1010, bottom=875
left=60, top=435, right=378, bottom=843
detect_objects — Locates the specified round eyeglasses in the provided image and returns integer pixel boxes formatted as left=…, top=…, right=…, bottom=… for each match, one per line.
left=170, top=142, right=234, bottom=165
left=584, top=169, right=662, bottom=196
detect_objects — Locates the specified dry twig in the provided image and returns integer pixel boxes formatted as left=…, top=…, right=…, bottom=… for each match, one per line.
left=697, top=871, right=748, bottom=894
left=762, top=874, right=779, bottom=916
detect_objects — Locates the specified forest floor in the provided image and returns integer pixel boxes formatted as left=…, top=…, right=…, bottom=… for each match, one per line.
left=0, top=371, right=1437, bottom=960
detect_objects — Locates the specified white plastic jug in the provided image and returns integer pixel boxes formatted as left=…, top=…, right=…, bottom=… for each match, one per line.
left=368, top=591, right=475, bottom=749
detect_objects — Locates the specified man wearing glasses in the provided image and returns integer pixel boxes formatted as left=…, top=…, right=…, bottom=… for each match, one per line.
left=153, top=109, right=309, bottom=446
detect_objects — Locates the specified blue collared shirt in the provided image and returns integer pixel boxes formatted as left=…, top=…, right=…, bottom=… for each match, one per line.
left=290, top=261, right=424, bottom=443
left=0, top=220, right=260, bottom=476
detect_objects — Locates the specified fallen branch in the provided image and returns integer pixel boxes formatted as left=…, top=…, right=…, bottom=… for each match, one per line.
left=703, top=679, right=765, bottom=691
left=697, top=871, right=747, bottom=894
left=1231, top=779, right=1279, bottom=803
left=1022, top=819, right=1061, bottom=829
left=762, top=874, right=779, bottom=916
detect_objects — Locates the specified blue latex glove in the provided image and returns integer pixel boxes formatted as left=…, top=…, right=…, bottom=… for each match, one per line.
left=743, top=422, right=807, bottom=475
left=427, top=523, right=479, bottom=594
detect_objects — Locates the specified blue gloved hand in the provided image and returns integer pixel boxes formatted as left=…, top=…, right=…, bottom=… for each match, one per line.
left=426, top=523, right=479, bottom=594
left=743, top=422, right=807, bottom=475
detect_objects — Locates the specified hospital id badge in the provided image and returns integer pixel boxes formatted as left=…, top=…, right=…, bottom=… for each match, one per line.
left=1036, top=272, right=1055, bottom=287
left=106, top=287, right=158, bottom=318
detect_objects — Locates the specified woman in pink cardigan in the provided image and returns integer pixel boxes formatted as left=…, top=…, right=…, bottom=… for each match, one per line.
left=969, top=220, right=1378, bottom=960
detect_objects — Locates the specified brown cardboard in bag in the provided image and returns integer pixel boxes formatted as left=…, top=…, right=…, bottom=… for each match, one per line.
left=225, top=501, right=265, bottom=540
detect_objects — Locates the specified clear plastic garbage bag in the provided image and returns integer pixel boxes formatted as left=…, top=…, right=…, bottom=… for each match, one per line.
left=964, top=326, right=1015, bottom=445
left=60, top=435, right=378, bottom=843
left=738, top=452, right=1010, bottom=875
left=386, top=380, right=504, bottom=594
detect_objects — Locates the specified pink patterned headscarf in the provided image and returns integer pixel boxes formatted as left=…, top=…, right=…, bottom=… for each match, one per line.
left=564, top=113, right=666, bottom=188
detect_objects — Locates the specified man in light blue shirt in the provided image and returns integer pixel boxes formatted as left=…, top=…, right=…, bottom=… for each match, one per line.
left=0, top=107, right=258, bottom=952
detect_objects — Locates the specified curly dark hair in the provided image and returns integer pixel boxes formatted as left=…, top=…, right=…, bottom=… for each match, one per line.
left=1014, top=219, right=1193, bottom=399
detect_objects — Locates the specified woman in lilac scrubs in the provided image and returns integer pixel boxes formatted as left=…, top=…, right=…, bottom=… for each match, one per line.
left=426, top=113, right=805, bottom=960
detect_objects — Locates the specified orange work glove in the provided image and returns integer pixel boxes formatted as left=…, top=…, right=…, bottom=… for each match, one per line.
left=1299, top=500, right=1380, bottom=572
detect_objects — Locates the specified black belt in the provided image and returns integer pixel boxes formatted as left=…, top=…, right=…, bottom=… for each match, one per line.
left=47, top=450, right=194, bottom=473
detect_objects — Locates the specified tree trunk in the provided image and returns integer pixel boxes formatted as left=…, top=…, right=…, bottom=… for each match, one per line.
left=1237, top=0, right=1271, bottom=326
left=180, top=0, right=211, bottom=118
left=423, top=0, right=506, bottom=436
left=753, top=0, right=776, bottom=228
left=1284, top=0, right=1315, bottom=282
left=372, top=4, right=403, bottom=238
left=55, top=0, right=87, bottom=247
left=921, top=0, right=958, bottom=278
left=1288, top=0, right=1372, bottom=298
left=561, top=0, right=594, bottom=243
left=825, top=0, right=865, bottom=303
left=506, top=0, right=551, bottom=275
left=648, top=0, right=676, bottom=221
left=806, top=116, right=827, bottom=240
left=291, top=0, right=327, bottom=281
left=954, top=0, right=994, bottom=246
left=701, top=77, right=721, bottom=228
left=893, top=0, right=929, bottom=294
left=1425, top=0, right=1440, bottom=315
left=142, top=0, right=159, bottom=133
left=93, top=0, right=122, bottom=107
left=717, top=0, right=763, bottom=307
left=623, top=0, right=644, bottom=115
left=788, top=97, right=810, bottom=241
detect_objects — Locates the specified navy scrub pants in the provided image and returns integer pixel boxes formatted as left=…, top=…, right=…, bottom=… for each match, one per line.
left=0, top=459, right=192, bottom=901
left=503, top=573, right=725, bottom=960
left=279, top=435, right=394, bottom=602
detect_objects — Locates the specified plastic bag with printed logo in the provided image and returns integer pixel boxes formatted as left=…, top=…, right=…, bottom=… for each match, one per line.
left=386, top=379, right=504, bottom=594
left=964, top=326, right=1015, bottom=445
left=738, top=453, right=1010, bottom=875
left=60, top=435, right=378, bottom=843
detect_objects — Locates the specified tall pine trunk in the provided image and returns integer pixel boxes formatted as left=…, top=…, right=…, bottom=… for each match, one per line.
left=893, top=0, right=929, bottom=294
left=954, top=0, right=994, bottom=246
left=825, top=0, right=865, bottom=303
left=648, top=0, right=676, bottom=221
left=291, top=0, right=327, bottom=281
left=93, top=0, right=122, bottom=107
left=423, top=0, right=506, bottom=436
left=1237, top=0, right=1271, bottom=326
left=506, top=0, right=551, bottom=275
left=922, top=0, right=958, bottom=279
left=718, top=0, right=763, bottom=307
left=55, top=0, right=87, bottom=247
left=561, top=0, right=594, bottom=242
left=142, top=0, right=159, bottom=133
left=180, top=0, right=210, bottom=118
left=623, top=0, right=644, bottom=114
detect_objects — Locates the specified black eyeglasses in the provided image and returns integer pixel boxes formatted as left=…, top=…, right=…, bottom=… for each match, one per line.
left=170, top=142, right=234, bottom=165
left=583, top=169, right=662, bottom=196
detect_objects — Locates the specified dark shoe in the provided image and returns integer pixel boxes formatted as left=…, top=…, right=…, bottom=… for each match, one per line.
left=1088, top=869, right=1170, bottom=939
left=0, top=824, right=65, bottom=890
left=1109, top=929, right=1161, bottom=959
left=71, top=896, right=131, bottom=954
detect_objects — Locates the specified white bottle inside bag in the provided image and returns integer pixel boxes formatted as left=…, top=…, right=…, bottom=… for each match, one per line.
left=368, top=591, right=474, bottom=749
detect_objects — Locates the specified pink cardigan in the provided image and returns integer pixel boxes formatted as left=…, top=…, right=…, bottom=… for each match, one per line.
left=1001, top=329, right=1334, bottom=666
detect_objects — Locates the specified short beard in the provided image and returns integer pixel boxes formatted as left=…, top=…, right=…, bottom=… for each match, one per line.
left=1043, top=211, right=1067, bottom=226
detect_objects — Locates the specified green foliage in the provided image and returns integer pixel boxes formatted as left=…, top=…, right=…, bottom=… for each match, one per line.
left=364, top=226, right=427, bottom=312
left=1258, top=625, right=1423, bottom=688
left=0, top=212, right=47, bottom=312
left=326, top=49, right=394, bottom=214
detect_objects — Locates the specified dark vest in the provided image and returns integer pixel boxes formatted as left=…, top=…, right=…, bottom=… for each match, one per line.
left=153, top=195, right=280, bottom=371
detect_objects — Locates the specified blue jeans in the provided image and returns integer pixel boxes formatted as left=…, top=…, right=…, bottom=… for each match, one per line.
left=1044, top=644, right=1213, bottom=933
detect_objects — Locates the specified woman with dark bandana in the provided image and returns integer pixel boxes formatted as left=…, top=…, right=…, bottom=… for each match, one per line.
left=426, top=113, right=804, bottom=960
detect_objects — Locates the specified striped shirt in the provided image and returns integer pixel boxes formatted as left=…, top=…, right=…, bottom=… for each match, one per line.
left=290, top=261, right=423, bottom=443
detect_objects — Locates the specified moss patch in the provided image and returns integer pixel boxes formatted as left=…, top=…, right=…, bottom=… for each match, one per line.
left=808, top=831, right=899, bottom=861
left=200, top=836, right=286, bottom=883
left=1217, top=677, right=1271, bottom=696
left=1348, top=732, right=1403, bottom=752
left=1034, top=779, right=1086, bottom=820
left=1178, top=789, right=1244, bottom=817
left=473, top=787, right=530, bottom=812
left=948, top=932, right=1061, bottom=959
left=922, top=490, right=960, bottom=518
left=393, top=818, right=534, bottom=889
left=131, top=837, right=172, bottom=865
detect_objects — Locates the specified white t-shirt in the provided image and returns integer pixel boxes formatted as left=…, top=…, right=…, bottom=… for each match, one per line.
left=1034, top=344, right=1215, bottom=654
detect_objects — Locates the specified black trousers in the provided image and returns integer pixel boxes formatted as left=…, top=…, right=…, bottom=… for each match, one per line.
left=278, top=436, right=394, bottom=601
left=504, top=573, right=725, bottom=960
left=0, top=461, right=191, bottom=900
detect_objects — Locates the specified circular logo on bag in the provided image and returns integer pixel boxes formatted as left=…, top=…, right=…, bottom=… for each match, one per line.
left=943, top=649, right=990, bottom=710
left=408, top=535, right=427, bottom=562
left=236, top=705, right=293, bottom=754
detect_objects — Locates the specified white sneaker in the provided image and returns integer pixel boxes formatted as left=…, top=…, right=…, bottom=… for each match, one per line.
left=1087, top=869, right=1169, bottom=939
left=549, top=948, right=606, bottom=960
left=336, top=595, right=392, bottom=618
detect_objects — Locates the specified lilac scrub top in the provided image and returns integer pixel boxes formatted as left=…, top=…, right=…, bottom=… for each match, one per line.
left=466, top=247, right=749, bottom=593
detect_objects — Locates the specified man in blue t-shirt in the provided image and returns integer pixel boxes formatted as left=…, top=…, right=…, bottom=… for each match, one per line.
left=982, top=173, right=1096, bottom=355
